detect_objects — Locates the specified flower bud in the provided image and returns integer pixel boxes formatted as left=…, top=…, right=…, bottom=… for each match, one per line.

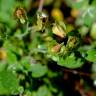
left=52, top=24, right=66, bottom=38
left=15, top=7, right=27, bottom=24
left=51, top=43, right=62, bottom=53
left=67, top=36, right=77, bottom=49
left=71, top=8, right=79, bottom=18
left=51, top=8, right=64, bottom=21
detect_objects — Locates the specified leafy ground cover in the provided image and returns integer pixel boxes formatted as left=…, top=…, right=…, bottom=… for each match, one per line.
left=0, top=0, right=96, bottom=96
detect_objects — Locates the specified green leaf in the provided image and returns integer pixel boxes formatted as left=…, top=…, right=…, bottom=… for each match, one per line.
left=7, top=49, right=17, bottom=64
left=58, top=53, right=83, bottom=69
left=23, top=0, right=31, bottom=8
left=32, top=85, right=52, bottom=96
left=91, top=0, right=96, bottom=7
left=0, top=62, right=6, bottom=72
left=90, top=23, right=96, bottom=40
left=30, top=64, right=48, bottom=78
left=84, top=14, right=93, bottom=27
left=20, top=56, right=31, bottom=70
left=78, top=6, right=96, bottom=27
left=37, top=85, right=52, bottom=96
left=65, top=0, right=89, bottom=9
left=86, top=50, right=96, bottom=63
left=0, top=70, right=19, bottom=95
left=0, top=0, right=15, bottom=12
left=0, top=0, right=16, bottom=28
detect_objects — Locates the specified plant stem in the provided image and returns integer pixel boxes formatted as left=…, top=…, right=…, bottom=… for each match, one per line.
left=63, top=68, right=91, bottom=77
left=38, top=0, right=44, bottom=12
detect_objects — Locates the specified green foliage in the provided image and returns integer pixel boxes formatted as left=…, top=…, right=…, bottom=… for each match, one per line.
left=32, top=85, right=52, bottom=96
left=77, top=6, right=96, bottom=27
left=0, top=0, right=16, bottom=28
left=30, top=64, right=48, bottom=78
left=7, top=49, right=17, bottom=64
left=65, top=0, right=89, bottom=9
left=0, top=70, right=19, bottom=95
left=0, top=0, right=96, bottom=95
left=86, top=50, right=96, bottom=63
left=58, top=53, right=83, bottom=69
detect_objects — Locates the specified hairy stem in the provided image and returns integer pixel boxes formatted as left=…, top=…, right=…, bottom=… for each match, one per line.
left=38, top=0, right=44, bottom=12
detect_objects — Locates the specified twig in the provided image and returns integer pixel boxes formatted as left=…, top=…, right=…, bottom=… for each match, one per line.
left=63, top=68, right=91, bottom=77
left=38, top=0, right=44, bottom=12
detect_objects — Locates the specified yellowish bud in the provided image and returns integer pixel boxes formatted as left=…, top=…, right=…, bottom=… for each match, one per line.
left=67, top=36, right=77, bottom=49
left=52, top=24, right=66, bottom=38
left=71, top=8, right=79, bottom=18
left=51, top=8, right=64, bottom=21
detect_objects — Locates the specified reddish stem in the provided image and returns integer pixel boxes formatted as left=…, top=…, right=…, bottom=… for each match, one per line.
left=38, top=0, right=44, bottom=12
left=63, top=68, right=91, bottom=77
